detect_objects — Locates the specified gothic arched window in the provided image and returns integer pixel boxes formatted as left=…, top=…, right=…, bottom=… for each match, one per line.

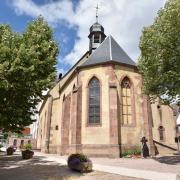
left=158, top=126, right=165, bottom=141
left=73, top=84, right=76, bottom=90
left=121, top=77, right=132, bottom=125
left=88, top=77, right=100, bottom=124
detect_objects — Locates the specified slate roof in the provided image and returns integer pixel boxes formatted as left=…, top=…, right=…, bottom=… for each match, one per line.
left=80, top=35, right=136, bottom=67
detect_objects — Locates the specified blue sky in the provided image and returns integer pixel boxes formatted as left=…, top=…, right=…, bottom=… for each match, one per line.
left=0, top=0, right=166, bottom=75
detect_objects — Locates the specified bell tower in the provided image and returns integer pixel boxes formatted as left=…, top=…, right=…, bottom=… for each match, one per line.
left=88, top=5, right=106, bottom=53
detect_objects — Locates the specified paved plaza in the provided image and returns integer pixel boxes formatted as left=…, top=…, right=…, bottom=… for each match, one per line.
left=0, top=151, right=180, bottom=180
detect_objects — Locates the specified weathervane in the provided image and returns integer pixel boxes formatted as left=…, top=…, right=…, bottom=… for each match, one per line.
left=95, top=4, right=99, bottom=23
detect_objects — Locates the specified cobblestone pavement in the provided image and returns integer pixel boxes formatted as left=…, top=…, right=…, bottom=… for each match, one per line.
left=0, top=152, right=143, bottom=180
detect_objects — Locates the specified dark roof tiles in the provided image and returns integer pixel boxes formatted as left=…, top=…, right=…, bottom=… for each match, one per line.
left=80, top=35, right=136, bottom=67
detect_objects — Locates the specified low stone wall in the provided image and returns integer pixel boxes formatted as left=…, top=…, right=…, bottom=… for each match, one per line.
left=41, top=142, right=177, bottom=157
left=44, top=144, right=121, bottom=158
left=8, top=137, right=37, bottom=149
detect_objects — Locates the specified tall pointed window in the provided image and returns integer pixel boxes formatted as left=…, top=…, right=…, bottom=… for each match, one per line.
left=158, top=126, right=165, bottom=141
left=89, top=77, right=100, bottom=124
left=121, top=77, right=132, bottom=125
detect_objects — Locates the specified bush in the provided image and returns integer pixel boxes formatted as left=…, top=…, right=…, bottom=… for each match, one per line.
left=67, top=153, right=92, bottom=173
left=122, top=149, right=141, bottom=157
left=68, top=154, right=88, bottom=163
left=0, top=144, right=3, bottom=148
left=25, top=143, right=32, bottom=150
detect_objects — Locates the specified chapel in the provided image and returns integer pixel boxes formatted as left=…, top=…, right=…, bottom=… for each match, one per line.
left=36, top=19, right=177, bottom=157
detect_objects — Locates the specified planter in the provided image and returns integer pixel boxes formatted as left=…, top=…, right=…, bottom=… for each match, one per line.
left=6, top=147, right=14, bottom=155
left=69, top=161, right=92, bottom=173
left=68, top=154, right=92, bottom=173
left=22, top=150, right=34, bottom=159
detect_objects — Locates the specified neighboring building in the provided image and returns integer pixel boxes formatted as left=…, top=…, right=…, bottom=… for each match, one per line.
left=36, top=21, right=177, bottom=157
left=8, top=127, right=37, bottom=149
left=8, top=94, right=47, bottom=149
left=30, top=121, right=39, bottom=139
left=30, top=103, right=43, bottom=139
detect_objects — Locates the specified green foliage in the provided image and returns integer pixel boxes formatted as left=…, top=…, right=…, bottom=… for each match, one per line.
left=138, top=0, right=180, bottom=104
left=3, top=132, right=8, bottom=140
left=0, top=16, right=59, bottom=133
left=68, top=153, right=88, bottom=163
left=25, top=143, right=32, bottom=150
left=17, top=133, right=24, bottom=138
left=0, top=144, right=3, bottom=148
left=122, top=149, right=141, bottom=157
left=69, top=154, right=87, bottom=162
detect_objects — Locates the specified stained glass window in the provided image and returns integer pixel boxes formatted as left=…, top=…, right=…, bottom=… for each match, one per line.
left=121, top=77, right=132, bottom=125
left=89, top=77, right=100, bottom=124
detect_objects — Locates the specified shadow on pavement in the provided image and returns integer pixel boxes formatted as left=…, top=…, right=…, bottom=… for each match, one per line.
left=0, top=153, right=82, bottom=180
left=153, top=155, right=180, bottom=165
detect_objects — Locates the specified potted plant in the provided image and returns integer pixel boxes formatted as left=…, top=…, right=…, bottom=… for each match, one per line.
left=6, top=146, right=14, bottom=155
left=22, top=143, right=34, bottom=159
left=67, top=153, right=92, bottom=173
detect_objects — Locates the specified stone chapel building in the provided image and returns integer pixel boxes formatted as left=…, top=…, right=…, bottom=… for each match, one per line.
left=36, top=21, right=177, bottom=157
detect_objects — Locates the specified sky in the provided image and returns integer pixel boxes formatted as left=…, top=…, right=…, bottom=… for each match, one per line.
left=0, top=0, right=167, bottom=75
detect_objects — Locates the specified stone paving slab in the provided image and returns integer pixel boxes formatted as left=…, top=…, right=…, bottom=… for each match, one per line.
left=93, top=164, right=177, bottom=180
left=0, top=153, right=143, bottom=180
left=34, top=152, right=180, bottom=180
left=1, top=152, right=180, bottom=180
left=90, top=156, right=180, bottom=174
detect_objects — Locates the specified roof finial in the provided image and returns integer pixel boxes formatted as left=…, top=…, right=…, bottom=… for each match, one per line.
left=96, top=4, right=99, bottom=23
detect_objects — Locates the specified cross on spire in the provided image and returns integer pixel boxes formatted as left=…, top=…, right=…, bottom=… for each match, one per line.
left=96, top=4, right=99, bottom=23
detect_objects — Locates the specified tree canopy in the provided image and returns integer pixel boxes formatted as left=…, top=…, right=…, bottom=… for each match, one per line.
left=138, top=0, right=180, bottom=105
left=0, top=17, right=59, bottom=133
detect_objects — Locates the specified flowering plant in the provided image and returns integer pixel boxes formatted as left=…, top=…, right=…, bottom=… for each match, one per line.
left=69, top=157, right=81, bottom=165
left=67, top=153, right=92, bottom=172
left=68, top=154, right=88, bottom=165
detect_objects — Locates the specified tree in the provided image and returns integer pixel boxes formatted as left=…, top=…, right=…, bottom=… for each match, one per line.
left=0, top=17, right=59, bottom=133
left=138, top=0, right=180, bottom=105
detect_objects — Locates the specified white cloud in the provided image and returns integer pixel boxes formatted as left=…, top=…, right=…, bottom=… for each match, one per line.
left=10, top=0, right=75, bottom=25
left=11, top=0, right=42, bottom=17
left=10, top=0, right=167, bottom=68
